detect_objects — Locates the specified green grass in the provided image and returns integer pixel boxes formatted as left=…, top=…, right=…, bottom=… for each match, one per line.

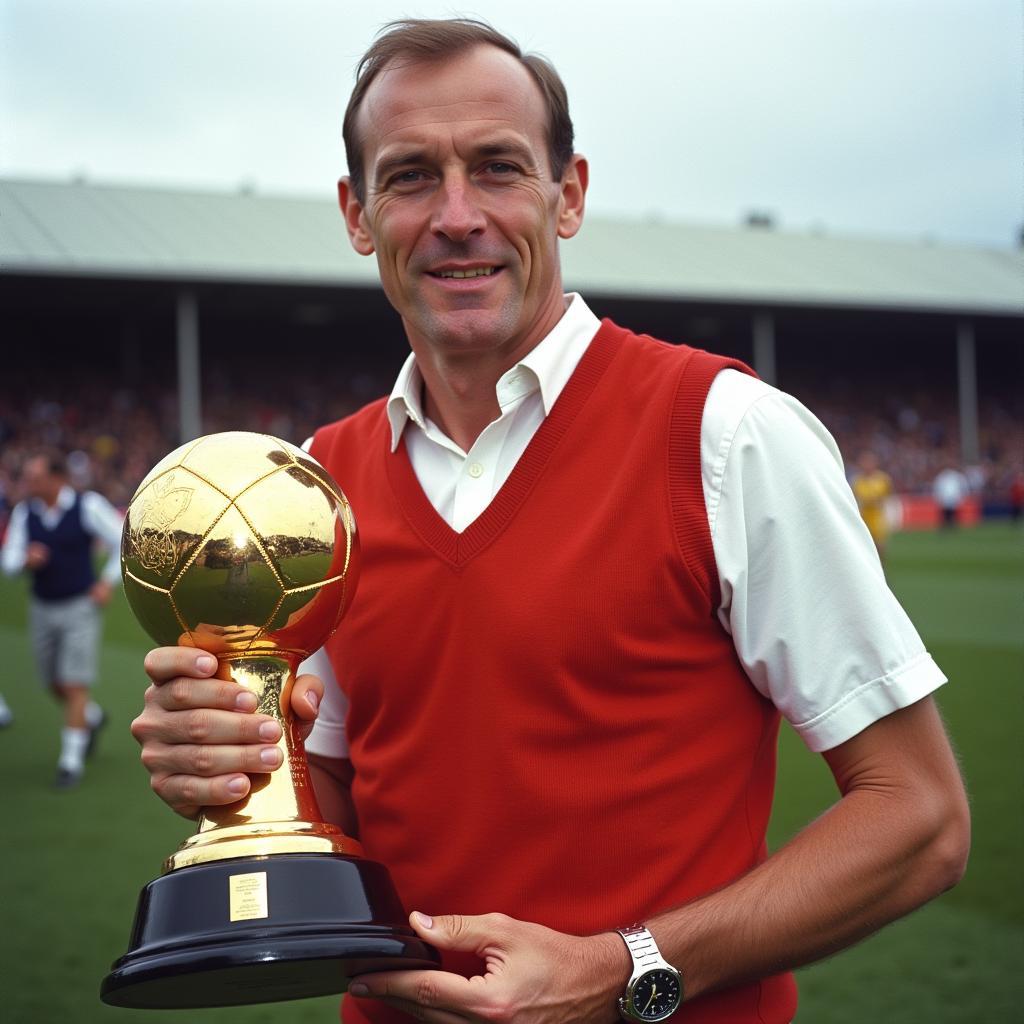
left=0, top=524, right=1021, bottom=1022
left=767, top=523, right=1024, bottom=1021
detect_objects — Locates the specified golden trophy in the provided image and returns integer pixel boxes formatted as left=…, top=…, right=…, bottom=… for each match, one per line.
left=101, top=432, right=438, bottom=1008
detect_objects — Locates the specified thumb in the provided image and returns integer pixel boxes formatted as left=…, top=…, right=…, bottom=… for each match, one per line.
left=409, top=911, right=513, bottom=955
left=291, top=674, right=324, bottom=736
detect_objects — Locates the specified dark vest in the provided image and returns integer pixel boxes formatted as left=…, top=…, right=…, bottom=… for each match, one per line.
left=26, top=493, right=95, bottom=600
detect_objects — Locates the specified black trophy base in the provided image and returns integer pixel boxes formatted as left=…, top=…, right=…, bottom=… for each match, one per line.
left=100, top=853, right=440, bottom=1009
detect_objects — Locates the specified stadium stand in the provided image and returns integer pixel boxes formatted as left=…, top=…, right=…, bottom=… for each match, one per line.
left=1, top=177, right=1021, bottom=522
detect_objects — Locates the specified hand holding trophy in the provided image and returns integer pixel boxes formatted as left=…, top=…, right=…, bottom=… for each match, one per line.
left=101, top=432, right=438, bottom=1009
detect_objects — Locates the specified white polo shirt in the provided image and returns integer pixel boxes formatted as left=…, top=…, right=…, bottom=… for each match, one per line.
left=305, top=295, right=945, bottom=759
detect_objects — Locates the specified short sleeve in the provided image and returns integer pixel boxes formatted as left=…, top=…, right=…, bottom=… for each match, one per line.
left=701, top=370, right=947, bottom=752
left=301, top=646, right=350, bottom=758
left=300, top=436, right=352, bottom=758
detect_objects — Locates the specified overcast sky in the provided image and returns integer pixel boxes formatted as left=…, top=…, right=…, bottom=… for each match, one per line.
left=1, top=0, right=1021, bottom=248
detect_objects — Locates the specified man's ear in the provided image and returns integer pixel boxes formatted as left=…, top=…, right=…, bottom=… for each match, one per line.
left=556, top=154, right=588, bottom=240
left=337, top=177, right=375, bottom=255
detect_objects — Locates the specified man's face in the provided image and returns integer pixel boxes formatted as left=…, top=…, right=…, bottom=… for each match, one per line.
left=339, top=45, right=587, bottom=364
left=23, top=458, right=57, bottom=502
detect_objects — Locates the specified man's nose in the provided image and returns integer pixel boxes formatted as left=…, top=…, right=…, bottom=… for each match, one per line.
left=430, top=176, right=486, bottom=242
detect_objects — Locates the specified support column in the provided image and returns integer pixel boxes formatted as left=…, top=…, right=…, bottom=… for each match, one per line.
left=956, top=320, right=978, bottom=465
left=176, top=289, right=202, bottom=444
left=752, top=311, right=776, bottom=385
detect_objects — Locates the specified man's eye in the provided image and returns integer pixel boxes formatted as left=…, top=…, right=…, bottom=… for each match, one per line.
left=388, top=170, right=427, bottom=188
left=485, top=162, right=518, bottom=175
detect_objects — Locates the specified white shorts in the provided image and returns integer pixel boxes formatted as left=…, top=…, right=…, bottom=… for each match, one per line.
left=29, top=593, right=101, bottom=687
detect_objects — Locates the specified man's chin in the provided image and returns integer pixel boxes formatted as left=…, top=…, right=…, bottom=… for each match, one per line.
left=412, top=308, right=521, bottom=353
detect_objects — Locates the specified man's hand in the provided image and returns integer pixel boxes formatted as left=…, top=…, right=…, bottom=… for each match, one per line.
left=130, top=647, right=324, bottom=819
left=25, top=541, right=50, bottom=570
left=348, top=911, right=628, bottom=1023
left=90, top=579, right=114, bottom=606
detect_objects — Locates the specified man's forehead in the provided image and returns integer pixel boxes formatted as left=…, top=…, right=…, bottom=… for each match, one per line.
left=356, top=46, right=546, bottom=151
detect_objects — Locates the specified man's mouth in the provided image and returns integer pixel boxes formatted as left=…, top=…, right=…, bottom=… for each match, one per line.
left=428, top=266, right=500, bottom=279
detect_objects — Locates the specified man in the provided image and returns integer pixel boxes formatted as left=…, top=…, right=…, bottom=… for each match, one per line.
left=132, top=19, right=970, bottom=1024
left=2, top=452, right=121, bottom=786
left=933, top=463, right=969, bottom=528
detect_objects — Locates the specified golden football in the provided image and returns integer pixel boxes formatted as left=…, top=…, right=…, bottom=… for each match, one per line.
left=121, top=431, right=358, bottom=660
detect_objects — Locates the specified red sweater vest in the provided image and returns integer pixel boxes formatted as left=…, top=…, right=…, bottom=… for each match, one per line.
left=312, top=321, right=798, bottom=1023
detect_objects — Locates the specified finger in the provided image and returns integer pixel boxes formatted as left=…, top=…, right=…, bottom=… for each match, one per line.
left=132, top=701, right=281, bottom=748
left=148, top=676, right=260, bottom=715
left=291, top=674, right=324, bottom=723
left=140, top=740, right=284, bottom=779
left=144, top=647, right=219, bottom=685
left=349, top=970, right=477, bottom=1020
left=149, top=769, right=254, bottom=818
left=410, top=911, right=513, bottom=955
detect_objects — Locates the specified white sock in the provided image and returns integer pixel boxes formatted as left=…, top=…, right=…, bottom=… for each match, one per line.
left=85, top=701, right=104, bottom=728
left=59, top=728, right=90, bottom=772
left=0, top=694, right=11, bottom=724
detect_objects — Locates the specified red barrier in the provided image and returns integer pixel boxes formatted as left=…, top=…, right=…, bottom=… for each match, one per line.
left=896, top=495, right=981, bottom=529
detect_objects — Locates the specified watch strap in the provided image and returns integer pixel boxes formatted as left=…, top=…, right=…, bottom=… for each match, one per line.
left=617, top=924, right=663, bottom=971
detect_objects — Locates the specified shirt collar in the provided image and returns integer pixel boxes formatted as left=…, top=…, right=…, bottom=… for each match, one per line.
left=31, top=485, right=75, bottom=514
left=385, top=293, right=602, bottom=452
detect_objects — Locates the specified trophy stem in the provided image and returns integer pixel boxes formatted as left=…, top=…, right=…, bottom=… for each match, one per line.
left=165, top=654, right=363, bottom=871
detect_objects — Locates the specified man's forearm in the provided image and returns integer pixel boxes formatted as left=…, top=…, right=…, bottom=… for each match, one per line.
left=0, top=505, right=27, bottom=576
left=647, top=698, right=970, bottom=1001
left=309, top=753, right=360, bottom=839
left=652, top=779, right=966, bottom=999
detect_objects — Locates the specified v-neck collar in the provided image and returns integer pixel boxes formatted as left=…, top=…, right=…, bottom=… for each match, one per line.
left=384, top=320, right=624, bottom=567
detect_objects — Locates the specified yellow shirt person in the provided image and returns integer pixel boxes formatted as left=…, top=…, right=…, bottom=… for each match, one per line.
left=852, top=452, right=894, bottom=561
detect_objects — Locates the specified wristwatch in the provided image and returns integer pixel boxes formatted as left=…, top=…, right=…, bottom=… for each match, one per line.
left=616, top=925, right=683, bottom=1022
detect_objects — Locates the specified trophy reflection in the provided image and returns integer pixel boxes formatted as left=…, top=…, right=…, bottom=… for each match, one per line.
left=101, top=432, right=438, bottom=1009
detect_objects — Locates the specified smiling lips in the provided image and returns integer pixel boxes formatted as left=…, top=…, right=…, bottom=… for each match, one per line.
left=428, top=266, right=501, bottom=280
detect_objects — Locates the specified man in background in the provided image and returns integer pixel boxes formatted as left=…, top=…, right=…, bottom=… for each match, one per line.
left=933, top=463, right=970, bottom=528
left=1, top=452, right=122, bottom=787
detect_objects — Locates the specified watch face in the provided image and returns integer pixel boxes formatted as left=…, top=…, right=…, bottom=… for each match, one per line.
left=630, top=968, right=681, bottom=1020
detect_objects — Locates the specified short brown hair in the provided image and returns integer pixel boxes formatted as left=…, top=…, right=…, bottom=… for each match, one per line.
left=25, top=450, right=66, bottom=478
left=342, top=18, right=575, bottom=203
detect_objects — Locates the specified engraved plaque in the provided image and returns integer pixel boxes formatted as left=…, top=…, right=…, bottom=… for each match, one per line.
left=229, top=871, right=269, bottom=922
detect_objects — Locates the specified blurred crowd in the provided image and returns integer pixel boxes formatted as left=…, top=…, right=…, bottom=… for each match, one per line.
left=1, top=369, right=1021, bottom=520
left=0, top=365, right=390, bottom=518
left=805, top=390, right=1023, bottom=500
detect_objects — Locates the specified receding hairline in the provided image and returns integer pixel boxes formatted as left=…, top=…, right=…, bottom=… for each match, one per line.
left=343, top=24, right=576, bottom=201
left=350, top=43, right=553, bottom=156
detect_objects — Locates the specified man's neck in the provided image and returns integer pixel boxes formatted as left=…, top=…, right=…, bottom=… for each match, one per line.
left=404, top=296, right=571, bottom=452
left=417, top=355, right=506, bottom=453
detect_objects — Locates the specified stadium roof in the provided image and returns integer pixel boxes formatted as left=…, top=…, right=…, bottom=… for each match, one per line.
left=2, top=177, right=1022, bottom=317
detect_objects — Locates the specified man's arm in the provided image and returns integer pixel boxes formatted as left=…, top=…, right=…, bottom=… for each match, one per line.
left=346, top=696, right=969, bottom=1022
left=0, top=503, right=30, bottom=576
left=80, top=490, right=125, bottom=587
left=648, top=694, right=969, bottom=999
left=309, top=753, right=359, bottom=839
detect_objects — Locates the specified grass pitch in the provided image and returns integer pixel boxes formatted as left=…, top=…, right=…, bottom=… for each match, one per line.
left=0, top=524, right=1020, bottom=1022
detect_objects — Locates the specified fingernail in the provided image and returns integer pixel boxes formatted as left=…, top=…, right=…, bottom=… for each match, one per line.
left=306, top=691, right=319, bottom=712
left=412, top=911, right=434, bottom=929
left=235, top=692, right=257, bottom=711
left=196, top=655, right=216, bottom=673
left=258, top=721, right=281, bottom=741
left=227, top=776, right=248, bottom=796
left=349, top=983, right=369, bottom=997
left=260, top=747, right=282, bottom=766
